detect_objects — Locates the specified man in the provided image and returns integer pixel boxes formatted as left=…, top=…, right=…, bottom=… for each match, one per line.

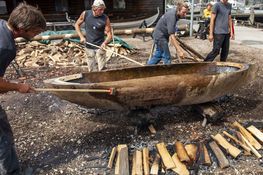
left=75, top=0, right=112, bottom=72
left=147, top=3, right=188, bottom=65
left=0, top=3, right=46, bottom=174
left=203, top=3, right=212, bottom=19
left=204, top=0, right=234, bottom=62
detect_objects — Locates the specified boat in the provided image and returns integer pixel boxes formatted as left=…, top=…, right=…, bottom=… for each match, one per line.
left=66, top=8, right=160, bottom=29
left=43, top=62, right=255, bottom=111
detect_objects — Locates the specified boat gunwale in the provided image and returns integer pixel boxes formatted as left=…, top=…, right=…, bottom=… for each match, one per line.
left=43, top=62, right=250, bottom=86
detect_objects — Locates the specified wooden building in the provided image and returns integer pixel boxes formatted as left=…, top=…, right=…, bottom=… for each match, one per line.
left=0, top=0, right=164, bottom=22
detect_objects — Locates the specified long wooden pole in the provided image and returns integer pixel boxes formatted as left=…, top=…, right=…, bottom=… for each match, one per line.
left=35, top=88, right=115, bottom=95
left=86, top=42, right=145, bottom=66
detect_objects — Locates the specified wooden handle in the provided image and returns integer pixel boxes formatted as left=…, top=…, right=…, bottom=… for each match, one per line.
left=35, top=88, right=116, bottom=95
left=86, top=42, right=145, bottom=66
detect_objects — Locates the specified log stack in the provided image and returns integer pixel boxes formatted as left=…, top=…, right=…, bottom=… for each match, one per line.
left=15, top=41, right=135, bottom=68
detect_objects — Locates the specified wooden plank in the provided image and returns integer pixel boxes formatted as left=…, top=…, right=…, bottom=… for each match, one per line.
left=211, top=134, right=241, bottom=158
left=247, top=125, right=263, bottom=143
left=223, top=131, right=251, bottom=153
left=143, top=148, right=150, bottom=175
left=150, top=154, right=160, bottom=175
left=107, top=146, right=117, bottom=169
left=203, top=144, right=212, bottom=166
left=185, top=144, right=198, bottom=162
left=233, top=121, right=262, bottom=150
left=209, top=141, right=230, bottom=169
left=115, top=144, right=129, bottom=175
left=135, top=150, right=143, bottom=175
left=175, top=141, right=191, bottom=163
left=238, top=132, right=262, bottom=159
left=172, top=153, right=190, bottom=175
left=156, top=142, right=175, bottom=170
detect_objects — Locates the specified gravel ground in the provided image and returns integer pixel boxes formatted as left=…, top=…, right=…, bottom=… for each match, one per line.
left=0, top=35, right=262, bottom=175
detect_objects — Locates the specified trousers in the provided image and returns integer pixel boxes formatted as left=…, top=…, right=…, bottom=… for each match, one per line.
left=85, top=48, right=106, bottom=72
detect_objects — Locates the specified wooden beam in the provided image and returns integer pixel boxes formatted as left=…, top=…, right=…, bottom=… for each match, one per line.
left=211, top=134, right=241, bottom=158
left=209, top=141, right=230, bottom=169
left=132, top=152, right=136, bottom=175
left=247, top=125, right=263, bottom=143
left=232, top=121, right=262, bottom=150
left=115, top=144, right=129, bottom=175
left=150, top=154, right=160, bottom=175
left=143, top=148, right=150, bottom=175
left=156, top=142, right=176, bottom=170
left=107, top=146, right=117, bottom=169
left=172, top=153, right=190, bottom=175
left=175, top=141, right=191, bottom=163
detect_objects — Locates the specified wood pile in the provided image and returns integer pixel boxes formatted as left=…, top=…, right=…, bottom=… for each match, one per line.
left=16, top=41, right=135, bottom=68
left=107, top=122, right=263, bottom=174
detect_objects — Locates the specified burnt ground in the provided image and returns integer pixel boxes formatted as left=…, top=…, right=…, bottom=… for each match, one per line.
left=0, top=36, right=263, bottom=175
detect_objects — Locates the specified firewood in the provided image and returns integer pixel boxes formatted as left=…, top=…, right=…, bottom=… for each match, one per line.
left=223, top=131, right=251, bottom=153
left=115, top=144, right=129, bottom=175
left=232, top=121, right=262, bottom=150
left=237, top=131, right=262, bottom=159
left=236, top=131, right=252, bottom=155
left=156, top=142, right=175, bottom=170
left=171, top=153, right=190, bottom=175
left=211, top=134, right=241, bottom=158
left=209, top=141, right=230, bottom=169
left=150, top=154, right=160, bottom=175
left=132, top=152, right=136, bottom=175
left=135, top=150, right=143, bottom=175
left=175, top=141, right=191, bottom=163
left=143, top=148, right=150, bottom=175
left=203, top=144, right=212, bottom=166
left=107, top=146, right=117, bottom=169
left=247, top=125, right=263, bottom=143
left=184, top=144, right=198, bottom=162
left=148, top=124, right=156, bottom=134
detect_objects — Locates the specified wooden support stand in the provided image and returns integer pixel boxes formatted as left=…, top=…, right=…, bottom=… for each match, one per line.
left=209, top=141, right=230, bottom=169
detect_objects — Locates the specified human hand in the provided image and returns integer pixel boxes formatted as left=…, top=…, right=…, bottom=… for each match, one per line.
left=230, top=33, right=235, bottom=40
left=80, top=37, right=86, bottom=44
left=208, top=34, right=213, bottom=42
left=100, top=42, right=107, bottom=49
left=17, top=83, right=34, bottom=93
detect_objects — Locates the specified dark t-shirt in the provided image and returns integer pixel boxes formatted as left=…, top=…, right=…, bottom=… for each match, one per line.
left=153, top=8, right=179, bottom=41
left=84, top=10, right=107, bottom=49
left=0, top=20, right=16, bottom=77
left=213, top=2, right=232, bottom=34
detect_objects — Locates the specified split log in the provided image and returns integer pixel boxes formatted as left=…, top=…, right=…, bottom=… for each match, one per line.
left=143, top=148, right=150, bottom=175
left=135, top=150, right=143, bottom=175
left=203, top=144, right=212, bottom=166
left=175, top=141, right=191, bottom=163
left=132, top=152, right=136, bottom=175
left=236, top=131, right=252, bottom=155
left=148, top=124, right=157, bottom=134
left=223, top=131, right=251, bottom=153
left=172, top=153, right=190, bottom=175
left=211, top=134, right=241, bottom=158
left=237, top=131, right=262, bottom=159
left=107, top=146, right=117, bottom=169
left=184, top=144, right=198, bottom=162
left=156, top=142, right=176, bottom=170
left=150, top=154, right=160, bottom=175
left=209, top=141, right=230, bottom=169
left=247, top=125, right=263, bottom=143
left=232, top=121, right=262, bottom=150
left=115, top=144, right=129, bottom=175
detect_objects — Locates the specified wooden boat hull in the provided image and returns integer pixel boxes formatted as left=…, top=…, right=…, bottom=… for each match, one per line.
left=44, top=62, right=255, bottom=111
